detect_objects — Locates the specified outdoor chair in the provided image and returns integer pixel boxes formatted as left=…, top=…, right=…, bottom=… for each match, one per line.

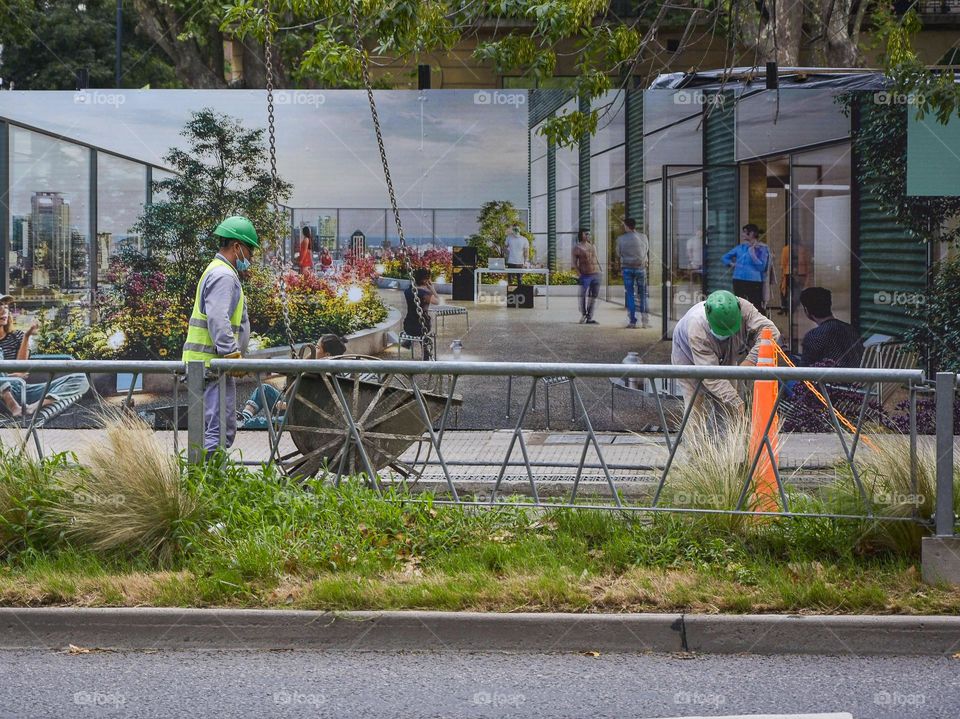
left=0, top=354, right=89, bottom=430
left=397, top=330, right=437, bottom=360
left=429, top=305, right=469, bottom=335
left=505, top=375, right=576, bottom=430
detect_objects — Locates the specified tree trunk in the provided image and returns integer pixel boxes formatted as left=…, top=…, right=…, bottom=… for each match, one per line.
left=755, top=0, right=803, bottom=65
left=131, top=0, right=227, bottom=88
left=816, top=0, right=863, bottom=66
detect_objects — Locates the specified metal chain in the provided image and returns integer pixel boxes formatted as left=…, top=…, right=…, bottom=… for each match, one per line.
left=348, top=0, right=432, bottom=359
left=263, top=2, right=298, bottom=358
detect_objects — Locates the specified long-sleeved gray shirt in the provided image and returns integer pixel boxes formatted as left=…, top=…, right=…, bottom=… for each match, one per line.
left=198, top=253, right=250, bottom=356
left=671, top=297, right=780, bottom=407
left=616, top=231, right=649, bottom=269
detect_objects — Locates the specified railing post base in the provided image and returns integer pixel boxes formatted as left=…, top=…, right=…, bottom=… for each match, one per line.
left=922, top=536, right=960, bottom=586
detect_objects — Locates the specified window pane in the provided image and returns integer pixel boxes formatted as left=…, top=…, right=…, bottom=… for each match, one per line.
left=591, top=90, right=626, bottom=154
left=736, top=90, right=849, bottom=161
left=531, top=155, right=548, bottom=196
left=151, top=169, right=176, bottom=204
left=557, top=233, right=575, bottom=271
left=97, top=154, right=146, bottom=282
left=556, top=187, right=579, bottom=235
left=556, top=140, right=579, bottom=190
left=644, top=89, right=704, bottom=133
left=531, top=195, right=547, bottom=235
left=645, top=180, right=663, bottom=321
left=291, top=209, right=337, bottom=254
left=434, top=209, right=480, bottom=246
left=530, top=123, right=548, bottom=161
left=644, top=116, right=703, bottom=181
left=338, top=210, right=386, bottom=251
left=590, top=146, right=626, bottom=191
left=387, top=210, right=433, bottom=246
left=790, top=143, right=852, bottom=347
left=9, top=127, right=90, bottom=301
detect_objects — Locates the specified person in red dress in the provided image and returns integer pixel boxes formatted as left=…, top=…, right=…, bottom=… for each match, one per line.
left=298, top=226, right=314, bottom=274
left=319, top=247, right=333, bottom=274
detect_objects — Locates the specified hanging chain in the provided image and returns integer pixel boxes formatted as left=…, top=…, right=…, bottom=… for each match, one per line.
left=349, top=0, right=432, bottom=359
left=263, top=2, right=298, bottom=358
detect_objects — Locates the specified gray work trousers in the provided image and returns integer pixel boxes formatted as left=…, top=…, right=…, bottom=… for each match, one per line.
left=203, top=375, right=236, bottom=452
left=677, top=377, right=744, bottom=435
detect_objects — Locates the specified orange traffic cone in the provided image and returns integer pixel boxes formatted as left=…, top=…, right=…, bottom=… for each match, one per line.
left=749, top=327, right=780, bottom=512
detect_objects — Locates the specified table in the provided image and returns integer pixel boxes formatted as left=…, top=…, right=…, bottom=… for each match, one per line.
left=473, top=267, right=550, bottom=308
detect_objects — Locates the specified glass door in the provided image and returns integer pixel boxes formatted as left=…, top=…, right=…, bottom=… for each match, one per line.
left=664, top=169, right=704, bottom=334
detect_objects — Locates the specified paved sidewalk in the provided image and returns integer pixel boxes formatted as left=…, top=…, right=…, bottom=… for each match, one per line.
left=2, top=427, right=941, bottom=473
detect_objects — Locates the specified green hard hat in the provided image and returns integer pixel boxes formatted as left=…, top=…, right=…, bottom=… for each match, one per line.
left=213, top=215, right=260, bottom=249
left=704, top=290, right=742, bottom=337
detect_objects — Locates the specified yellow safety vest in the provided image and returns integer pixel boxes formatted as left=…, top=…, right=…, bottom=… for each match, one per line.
left=181, top=257, right=245, bottom=366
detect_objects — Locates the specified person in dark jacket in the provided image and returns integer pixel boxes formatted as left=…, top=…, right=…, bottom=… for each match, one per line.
left=799, top=287, right=863, bottom=368
left=402, top=268, right=439, bottom=359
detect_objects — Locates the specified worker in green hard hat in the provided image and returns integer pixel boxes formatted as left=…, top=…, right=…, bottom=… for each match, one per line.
left=671, top=289, right=779, bottom=424
left=182, top=215, right=260, bottom=456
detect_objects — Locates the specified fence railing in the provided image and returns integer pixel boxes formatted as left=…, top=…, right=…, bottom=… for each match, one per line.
left=0, top=358, right=954, bottom=535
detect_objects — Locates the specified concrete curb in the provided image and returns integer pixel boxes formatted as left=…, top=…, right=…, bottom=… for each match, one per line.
left=2, top=609, right=959, bottom=655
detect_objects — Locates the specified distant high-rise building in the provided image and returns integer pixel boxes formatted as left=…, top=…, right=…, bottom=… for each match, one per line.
left=30, top=191, right=72, bottom=288
left=12, top=215, right=30, bottom=257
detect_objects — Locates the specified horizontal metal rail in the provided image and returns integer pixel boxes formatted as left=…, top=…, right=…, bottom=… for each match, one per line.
left=209, top=358, right=924, bottom=385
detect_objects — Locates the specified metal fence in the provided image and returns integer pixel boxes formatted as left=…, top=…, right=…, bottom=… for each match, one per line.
left=0, top=358, right=954, bottom=537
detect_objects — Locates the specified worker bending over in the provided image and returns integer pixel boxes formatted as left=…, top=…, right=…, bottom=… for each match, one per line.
left=671, top=290, right=779, bottom=424
left=182, top=216, right=258, bottom=456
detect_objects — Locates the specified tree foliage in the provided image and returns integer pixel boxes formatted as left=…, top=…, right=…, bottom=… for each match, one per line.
left=0, top=0, right=179, bottom=89
left=465, top=200, right=532, bottom=267
left=132, top=108, right=292, bottom=288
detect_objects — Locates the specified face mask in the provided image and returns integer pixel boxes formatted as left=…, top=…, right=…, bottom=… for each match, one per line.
left=235, top=246, right=251, bottom=272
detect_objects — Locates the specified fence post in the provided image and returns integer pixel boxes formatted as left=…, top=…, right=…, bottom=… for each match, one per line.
left=922, top=372, right=960, bottom=585
left=186, top=360, right=205, bottom=464
left=935, top=372, right=955, bottom=538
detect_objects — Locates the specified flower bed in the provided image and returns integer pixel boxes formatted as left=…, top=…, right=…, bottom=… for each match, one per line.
left=377, top=246, right=452, bottom=283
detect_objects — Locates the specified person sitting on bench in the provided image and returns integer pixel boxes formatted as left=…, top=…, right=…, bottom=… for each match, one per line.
left=237, top=334, right=347, bottom=428
left=401, top=268, right=439, bottom=359
left=0, top=296, right=90, bottom=418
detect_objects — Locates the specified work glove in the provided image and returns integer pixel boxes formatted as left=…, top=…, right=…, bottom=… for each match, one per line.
left=224, top=351, right=246, bottom=378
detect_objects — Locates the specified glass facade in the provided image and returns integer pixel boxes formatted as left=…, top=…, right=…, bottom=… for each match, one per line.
left=554, top=99, right=580, bottom=270
left=591, top=92, right=626, bottom=299
left=529, top=120, right=549, bottom=268
left=735, top=90, right=850, bottom=161
left=9, top=126, right=91, bottom=301
left=97, top=154, right=147, bottom=282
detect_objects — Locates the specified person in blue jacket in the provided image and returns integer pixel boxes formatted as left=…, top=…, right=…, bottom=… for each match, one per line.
left=722, top=223, right=769, bottom=312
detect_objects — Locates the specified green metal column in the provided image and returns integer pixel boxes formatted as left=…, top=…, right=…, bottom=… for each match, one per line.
left=547, top=139, right=557, bottom=271
left=625, top=89, right=643, bottom=227
left=578, top=94, right=591, bottom=231
left=855, top=98, right=926, bottom=338
left=703, top=93, right=737, bottom=294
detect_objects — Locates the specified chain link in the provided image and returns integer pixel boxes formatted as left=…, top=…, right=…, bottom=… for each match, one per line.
left=263, top=2, right=298, bottom=358
left=349, top=0, right=432, bottom=359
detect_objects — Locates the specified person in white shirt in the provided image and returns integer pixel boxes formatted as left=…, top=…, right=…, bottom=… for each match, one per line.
left=505, top=224, right=529, bottom=286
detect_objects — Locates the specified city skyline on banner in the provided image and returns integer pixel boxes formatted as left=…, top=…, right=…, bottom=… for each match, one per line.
left=0, top=90, right=529, bottom=209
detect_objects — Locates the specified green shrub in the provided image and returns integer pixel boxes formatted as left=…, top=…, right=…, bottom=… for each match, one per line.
left=0, top=448, right=70, bottom=555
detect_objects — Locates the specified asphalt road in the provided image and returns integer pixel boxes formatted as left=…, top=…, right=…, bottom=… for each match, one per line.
left=1, top=649, right=957, bottom=718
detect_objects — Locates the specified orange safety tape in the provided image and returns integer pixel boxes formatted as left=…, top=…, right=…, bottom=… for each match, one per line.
left=771, top=343, right=877, bottom=451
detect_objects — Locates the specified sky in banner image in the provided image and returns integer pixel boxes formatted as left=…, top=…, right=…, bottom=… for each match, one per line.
left=0, top=89, right=529, bottom=208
